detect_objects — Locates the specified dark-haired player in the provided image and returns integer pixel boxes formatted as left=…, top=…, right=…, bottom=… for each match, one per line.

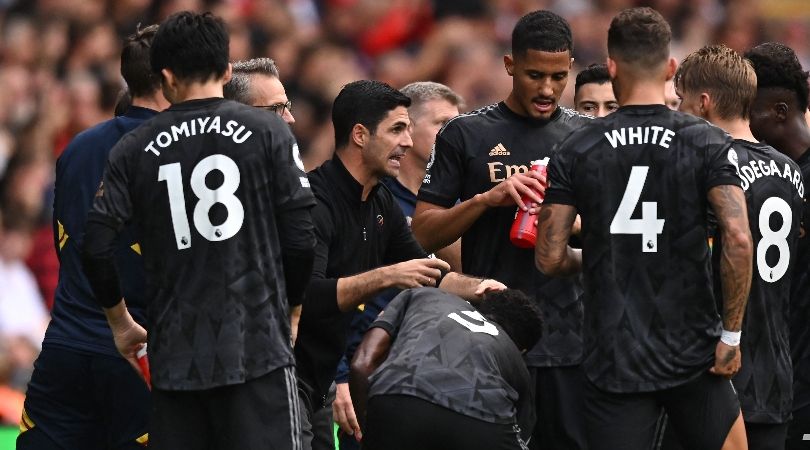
left=745, top=42, right=810, bottom=450
left=412, top=10, right=590, bottom=449
left=81, top=11, right=316, bottom=450
left=574, top=64, right=618, bottom=118
left=18, top=25, right=168, bottom=450
left=536, top=8, right=752, bottom=450
left=350, top=288, right=542, bottom=450
left=677, top=43, right=803, bottom=450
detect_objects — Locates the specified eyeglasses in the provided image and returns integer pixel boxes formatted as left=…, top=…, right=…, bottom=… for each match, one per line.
left=256, top=101, right=292, bottom=116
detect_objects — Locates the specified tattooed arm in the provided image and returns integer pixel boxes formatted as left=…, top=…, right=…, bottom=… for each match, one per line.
left=706, top=184, right=753, bottom=377
left=535, top=204, right=582, bottom=277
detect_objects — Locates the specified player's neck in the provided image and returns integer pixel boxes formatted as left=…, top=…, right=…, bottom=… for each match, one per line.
left=616, top=79, right=666, bottom=107
left=131, top=91, right=169, bottom=112
left=170, top=80, right=224, bottom=103
left=397, top=155, right=427, bottom=195
left=779, top=118, right=810, bottom=161
left=712, top=117, right=757, bottom=143
left=336, top=151, right=379, bottom=201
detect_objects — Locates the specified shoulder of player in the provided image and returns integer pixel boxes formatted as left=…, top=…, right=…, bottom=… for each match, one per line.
left=556, top=106, right=594, bottom=126
left=437, top=103, right=500, bottom=136
left=673, top=111, right=731, bottom=141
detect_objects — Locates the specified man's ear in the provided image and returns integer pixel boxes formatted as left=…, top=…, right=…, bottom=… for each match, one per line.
left=221, top=63, right=232, bottom=84
left=351, top=123, right=368, bottom=148
left=161, top=68, right=175, bottom=89
left=504, top=54, right=514, bottom=77
left=774, top=102, right=789, bottom=122
left=606, top=57, right=617, bottom=80
left=664, top=57, right=677, bottom=81
left=699, top=92, right=713, bottom=116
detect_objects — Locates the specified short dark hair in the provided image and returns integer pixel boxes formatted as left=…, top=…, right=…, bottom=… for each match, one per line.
left=575, top=63, right=611, bottom=94
left=745, top=42, right=809, bottom=112
left=511, top=10, right=573, bottom=57
left=332, top=80, right=411, bottom=150
left=120, top=24, right=160, bottom=98
left=608, top=7, right=671, bottom=70
left=477, top=289, right=543, bottom=351
left=150, top=11, right=229, bottom=83
left=224, top=58, right=280, bottom=104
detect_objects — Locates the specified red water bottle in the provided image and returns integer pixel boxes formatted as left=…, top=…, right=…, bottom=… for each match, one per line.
left=510, top=158, right=549, bottom=248
left=136, top=344, right=151, bottom=389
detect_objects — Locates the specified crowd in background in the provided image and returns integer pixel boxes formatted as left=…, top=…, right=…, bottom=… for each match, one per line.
left=0, top=0, right=807, bottom=425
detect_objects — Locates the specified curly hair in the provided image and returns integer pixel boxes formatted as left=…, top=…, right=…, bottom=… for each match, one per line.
left=745, top=42, right=809, bottom=111
left=477, top=289, right=543, bottom=351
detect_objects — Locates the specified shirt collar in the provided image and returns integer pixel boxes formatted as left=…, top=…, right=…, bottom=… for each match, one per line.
left=324, top=154, right=380, bottom=205
left=123, top=105, right=159, bottom=120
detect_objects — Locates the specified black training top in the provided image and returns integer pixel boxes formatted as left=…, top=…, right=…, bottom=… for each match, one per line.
left=296, top=155, right=427, bottom=404
left=369, top=287, right=534, bottom=441
left=418, top=103, right=590, bottom=367
left=790, top=149, right=810, bottom=411
left=545, top=105, right=739, bottom=393
left=721, top=140, right=803, bottom=424
left=85, top=98, right=315, bottom=390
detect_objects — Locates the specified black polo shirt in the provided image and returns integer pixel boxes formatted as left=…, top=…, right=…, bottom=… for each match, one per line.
left=296, top=155, right=426, bottom=404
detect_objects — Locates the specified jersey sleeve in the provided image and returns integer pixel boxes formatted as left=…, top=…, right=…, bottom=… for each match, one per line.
left=383, top=195, right=428, bottom=264
left=543, top=140, right=577, bottom=207
left=90, top=136, right=135, bottom=228
left=303, top=200, right=340, bottom=318
left=369, top=290, right=413, bottom=339
left=269, top=124, right=316, bottom=212
left=417, top=125, right=466, bottom=208
left=705, top=131, right=742, bottom=190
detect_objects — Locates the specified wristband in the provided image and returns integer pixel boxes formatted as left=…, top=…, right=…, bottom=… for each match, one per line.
left=720, top=329, right=741, bottom=346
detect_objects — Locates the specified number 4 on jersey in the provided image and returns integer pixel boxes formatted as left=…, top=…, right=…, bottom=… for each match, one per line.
left=610, top=166, right=665, bottom=252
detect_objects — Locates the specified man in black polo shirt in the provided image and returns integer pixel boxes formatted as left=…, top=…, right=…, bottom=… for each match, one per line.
left=81, top=11, right=315, bottom=450
left=536, top=7, right=751, bottom=450
left=350, top=288, right=542, bottom=450
left=412, top=10, right=591, bottom=450
left=745, top=42, right=810, bottom=450
left=297, top=80, right=504, bottom=450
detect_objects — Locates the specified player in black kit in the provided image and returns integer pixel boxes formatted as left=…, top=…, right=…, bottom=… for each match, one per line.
left=745, top=42, right=810, bottom=450
left=536, top=8, right=752, bottom=450
left=81, top=12, right=315, bottom=450
left=676, top=44, right=804, bottom=450
left=350, top=288, right=543, bottom=450
left=412, top=11, right=591, bottom=449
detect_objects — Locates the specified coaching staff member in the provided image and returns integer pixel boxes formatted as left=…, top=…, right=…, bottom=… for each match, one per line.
left=536, top=7, right=751, bottom=450
left=18, top=24, right=167, bottom=450
left=296, top=80, right=504, bottom=449
left=350, top=288, right=542, bottom=450
left=82, top=11, right=315, bottom=450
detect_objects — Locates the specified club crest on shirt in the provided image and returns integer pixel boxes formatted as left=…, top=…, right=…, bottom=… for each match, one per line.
left=376, top=214, right=384, bottom=230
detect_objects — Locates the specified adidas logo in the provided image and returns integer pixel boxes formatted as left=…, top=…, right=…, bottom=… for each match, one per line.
left=489, top=143, right=510, bottom=156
